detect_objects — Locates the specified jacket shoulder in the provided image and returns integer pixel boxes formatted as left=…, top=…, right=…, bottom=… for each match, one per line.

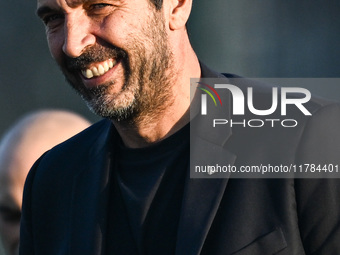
left=31, top=118, right=113, bottom=178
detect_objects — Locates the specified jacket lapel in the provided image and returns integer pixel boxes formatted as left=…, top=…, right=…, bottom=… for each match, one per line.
left=175, top=64, right=237, bottom=255
left=69, top=120, right=114, bottom=255
left=176, top=146, right=236, bottom=255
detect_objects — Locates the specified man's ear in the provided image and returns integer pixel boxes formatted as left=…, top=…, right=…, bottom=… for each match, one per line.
left=168, top=0, right=192, bottom=30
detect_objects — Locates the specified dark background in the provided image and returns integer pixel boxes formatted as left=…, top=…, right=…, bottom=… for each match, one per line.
left=0, top=0, right=340, bottom=253
left=188, top=0, right=340, bottom=78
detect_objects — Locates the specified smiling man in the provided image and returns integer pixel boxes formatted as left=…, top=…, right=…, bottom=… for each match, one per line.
left=20, top=0, right=340, bottom=254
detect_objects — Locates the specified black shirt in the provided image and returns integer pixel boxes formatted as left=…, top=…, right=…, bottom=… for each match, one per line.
left=106, top=124, right=190, bottom=255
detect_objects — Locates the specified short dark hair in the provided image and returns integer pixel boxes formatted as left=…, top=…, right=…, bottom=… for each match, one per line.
left=150, top=0, right=163, bottom=10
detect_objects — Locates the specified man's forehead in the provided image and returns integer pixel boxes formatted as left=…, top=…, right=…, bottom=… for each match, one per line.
left=37, top=0, right=87, bottom=14
left=65, top=0, right=102, bottom=7
left=37, top=0, right=120, bottom=7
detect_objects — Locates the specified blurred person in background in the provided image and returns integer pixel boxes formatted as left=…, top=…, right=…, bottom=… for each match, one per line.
left=0, top=110, right=90, bottom=255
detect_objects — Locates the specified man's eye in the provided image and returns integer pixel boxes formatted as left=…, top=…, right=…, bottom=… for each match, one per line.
left=43, top=13, right=64, bottom=25
left=89, top=3, right=112, bottom=12
left=92, top=3, right=111, bottom=9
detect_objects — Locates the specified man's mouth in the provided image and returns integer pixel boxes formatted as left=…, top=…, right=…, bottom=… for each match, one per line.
left=81, top=58, right=117, bottom=79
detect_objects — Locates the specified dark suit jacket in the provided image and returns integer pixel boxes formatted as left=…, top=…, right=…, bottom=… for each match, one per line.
left=20, top=65, right=340, bottom=254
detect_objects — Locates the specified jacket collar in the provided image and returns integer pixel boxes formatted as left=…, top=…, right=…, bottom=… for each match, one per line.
left=69, top=120, right=115, bottom=255
left=175, top=63, right=237, bottom=255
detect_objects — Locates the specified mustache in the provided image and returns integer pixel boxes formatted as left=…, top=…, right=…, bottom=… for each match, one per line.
left=65, top=45, right=127, bottom=70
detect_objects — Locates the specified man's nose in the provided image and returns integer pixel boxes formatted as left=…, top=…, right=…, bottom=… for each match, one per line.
left=62, top=15, right=96, bottom=58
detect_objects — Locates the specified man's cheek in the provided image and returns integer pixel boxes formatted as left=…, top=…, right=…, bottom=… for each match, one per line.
left=47, top=35, right=64, bottom=62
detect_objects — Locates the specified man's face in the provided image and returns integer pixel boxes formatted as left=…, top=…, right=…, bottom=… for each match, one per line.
left=0, top=167, right=25, bottom=255
left=37, top=0, right=174, bottom=121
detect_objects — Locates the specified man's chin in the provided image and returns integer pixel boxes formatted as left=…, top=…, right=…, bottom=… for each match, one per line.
left=88, top=102, right=137, bottom=121
left=80, top=90, right=137, bottom=120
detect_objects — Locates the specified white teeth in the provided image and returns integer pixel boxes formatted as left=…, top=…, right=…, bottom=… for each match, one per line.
left=86, top=69, right=94, bottom=79
left=108, top=60, right=114, bottom=68
left=92, top=67, right=99, bottom=76
left=81, top=69, right=94, bottom=79
left=81, top=59, right=117, bottom=79
left=98, top=64, right=105, bottom=75
left=103, top=62, right=109, bottom=72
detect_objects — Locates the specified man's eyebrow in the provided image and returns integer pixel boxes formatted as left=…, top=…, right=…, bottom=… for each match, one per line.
left=36, top=6, right=55, bottom=18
